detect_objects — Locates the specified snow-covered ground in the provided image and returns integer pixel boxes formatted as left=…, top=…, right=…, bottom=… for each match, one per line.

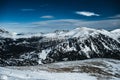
left=0, top=59, right=120, bottom=80
left=0, top=67, right=97, bottom=80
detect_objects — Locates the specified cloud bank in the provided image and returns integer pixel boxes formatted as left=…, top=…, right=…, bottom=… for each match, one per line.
left=109, top=14, right=120, bottom=19
left=32, top=19, right=120, bottom=30
left=1, top=19, right=120, bottom=33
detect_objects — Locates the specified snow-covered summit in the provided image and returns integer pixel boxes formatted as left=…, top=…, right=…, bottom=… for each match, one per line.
left=110, top=29, right=120, bottom=40
left=111, top=29, right=120, bottom=33
left=42, top=27, right=110, bottom=40
left=63, top=27, right=98, bottom=38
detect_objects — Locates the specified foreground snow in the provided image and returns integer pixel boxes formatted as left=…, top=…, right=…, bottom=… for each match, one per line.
left=0, top=59, right=120, bottom=80
left=0, top=67, right=96, bottom=80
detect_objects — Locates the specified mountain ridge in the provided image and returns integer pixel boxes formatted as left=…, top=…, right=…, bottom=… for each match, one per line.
left=0, top=27, right=120, bottom=66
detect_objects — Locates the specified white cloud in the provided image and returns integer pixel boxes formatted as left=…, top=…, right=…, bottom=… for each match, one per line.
left=76, top=11, right=100, bottom=17
left=21, top=9, right=35, bottom=11
left=40, top=15, right=54, bottom=19
left=108, top=14, right=120, bottom=19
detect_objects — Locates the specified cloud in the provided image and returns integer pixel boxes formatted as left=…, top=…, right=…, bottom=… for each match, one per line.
left=21, top=9, right=35, bottom=11
left=75, top=11, right=100, bottom=17
left=1, top=19, right=120, bottom=33
left=108, top=14, right=120, bottom=19
left=32, top=19, right=120, bottom=30
left=40, top=15, right=54, bottom=19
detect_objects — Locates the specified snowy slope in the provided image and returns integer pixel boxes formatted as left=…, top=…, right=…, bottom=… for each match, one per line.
left=0, top=59, right=120, bottom=80
left=111, top=29, right=120, bottom=33
left=0, top=67, right=97, bottom=80
left=111, top=29, right=120, bottom=40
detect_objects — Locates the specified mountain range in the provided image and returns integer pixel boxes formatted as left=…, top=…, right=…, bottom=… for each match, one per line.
left=0, top=27, right=120, bottom=66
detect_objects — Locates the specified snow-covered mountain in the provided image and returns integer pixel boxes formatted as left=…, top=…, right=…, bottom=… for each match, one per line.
left=111, top=29, right=120, bottom=41
left=0, top=29, right=13, bottom=38
left=0, top=27, right=120, bottom=66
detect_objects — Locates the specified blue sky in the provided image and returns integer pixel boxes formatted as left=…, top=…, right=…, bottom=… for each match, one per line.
left=0, top=0, right=120, bottom=33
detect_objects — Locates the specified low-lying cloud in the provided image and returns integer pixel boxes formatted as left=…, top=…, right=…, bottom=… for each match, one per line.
left=1, top=19, right=120, bottom=33
left=108, top=14, right=120, bottom=19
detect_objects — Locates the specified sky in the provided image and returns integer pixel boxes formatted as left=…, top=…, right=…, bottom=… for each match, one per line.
left=0, top=0, right=120, bottom=33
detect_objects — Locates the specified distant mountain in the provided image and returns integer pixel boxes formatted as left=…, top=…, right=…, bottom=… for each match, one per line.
left=0, top=29, right=9, bottom=33
left=0, top=27, right=120, bottom=66
left=0, top=28, right=17, bottom=38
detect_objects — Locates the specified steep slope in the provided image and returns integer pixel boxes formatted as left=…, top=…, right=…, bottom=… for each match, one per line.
left=42, top=27, right=120, bottom=63
left=0, top=36, right=64, bottom=66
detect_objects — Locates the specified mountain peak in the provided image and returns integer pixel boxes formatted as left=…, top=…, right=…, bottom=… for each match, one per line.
left=111, top=29, right=120, bottom=33
left=75, top=27, right=93, bottom=30
left=64, top=27, right=98, bottom=38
